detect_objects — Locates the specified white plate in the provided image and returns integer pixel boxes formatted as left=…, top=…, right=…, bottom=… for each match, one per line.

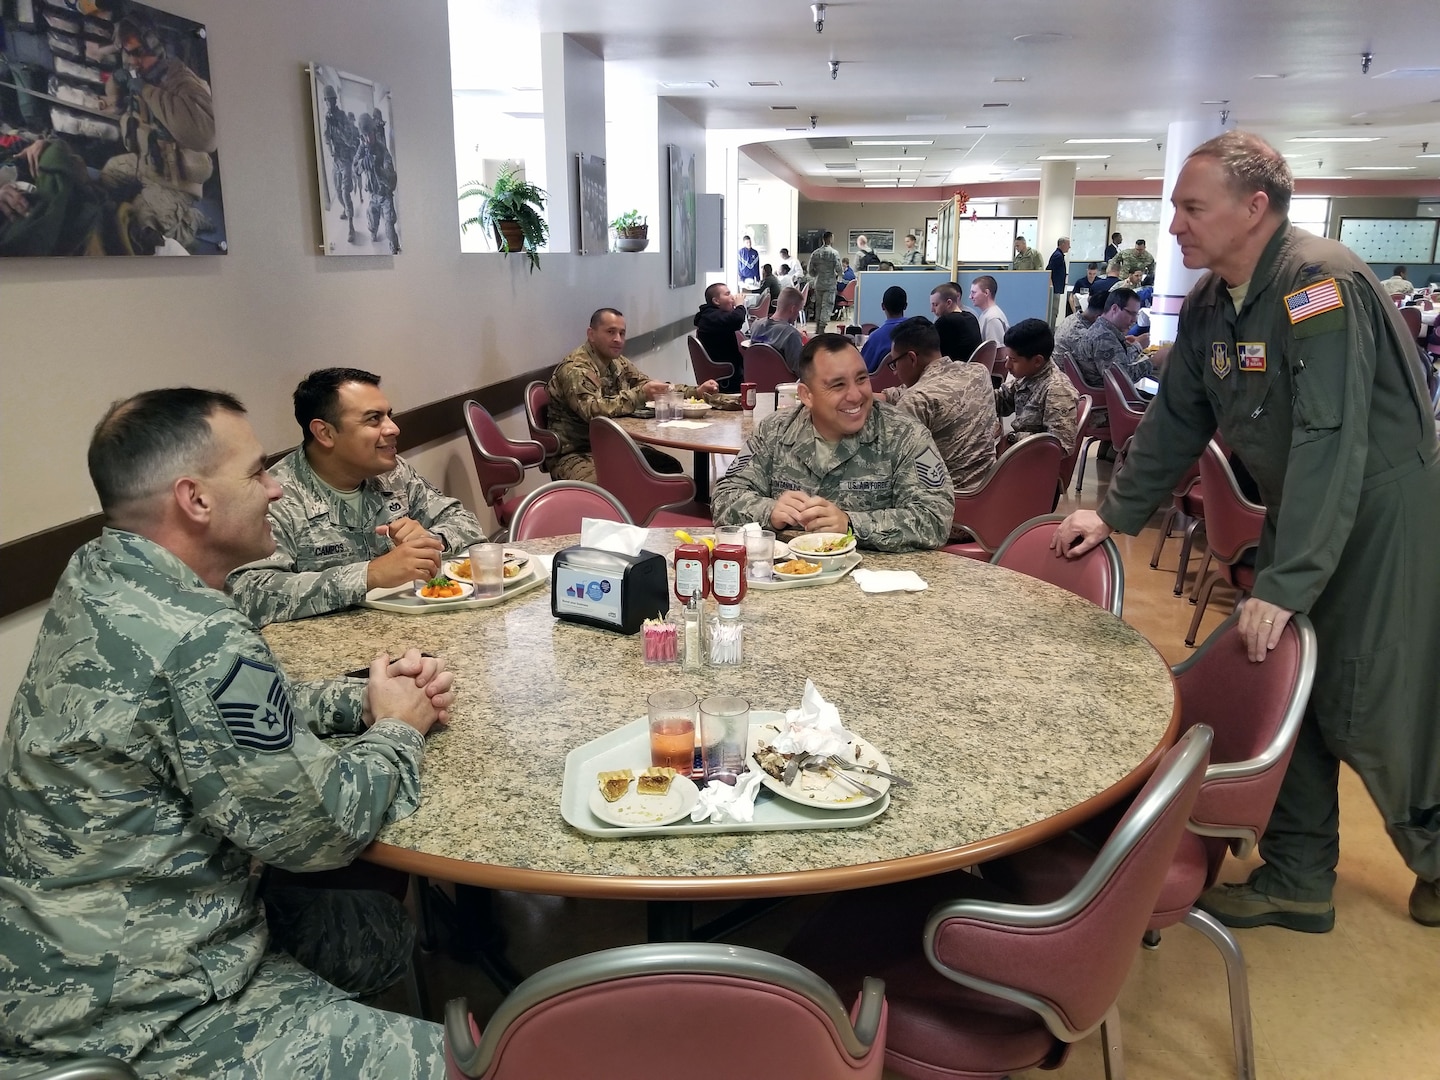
left=747, top=722, right=892, bottom=810
left=752, top=552, right=862, bottom=590
left=788, top=532, right=857, bottom=558
left=588, top=773, right=700, bottom=828
left=414, top=580, right=474, bottom=603
left=444, top=549, right=533, bottom=587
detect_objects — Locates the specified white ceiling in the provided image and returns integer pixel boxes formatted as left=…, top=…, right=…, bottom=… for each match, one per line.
left=449, top=0, right=1440, bottom=187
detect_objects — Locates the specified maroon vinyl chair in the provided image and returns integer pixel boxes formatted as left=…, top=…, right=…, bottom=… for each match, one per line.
left=991, top=513, right=1125, bottom=616
left=463, top=400, right=546, bottom=535
left=589, top=417, right=712, bottom=528
left=687, top=334, right=734, bottom=387
left=739, top=341, right=794, bottom=394
left=504, top=480, right=632, bottom=543
left=1103, top=367, right=1146, bottom=470
left=867, top=357, right=901, bottom=394
left=984, top=614, right=1316, bottom=1080
left=1056, top=393, right=1093, bottom=503
left=1186, top=441, right=1266, bottom=646
left=1149, top=460, right=1205, bottom=597
left=444, top=943, right=887, bottom=1080
left=524, top=381, right=561, bottom=465
left=1057, top=355, right=1111, bottom=493
left=834, top=279, right=856, bottom=323
left=966, top=338, right=999, bottom=378
left=1399, top=305, right=1423, bottom=343
left=944, top=434, right=1065, bottom=560
left=785, top=725, right=1212, bottom=1080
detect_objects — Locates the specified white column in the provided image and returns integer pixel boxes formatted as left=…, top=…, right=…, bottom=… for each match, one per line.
left=1037, top=161, right=1076, bottom=322
left=541, top=33, right=607, bottom=254
left=1151, top=117, right=1231, bottom=341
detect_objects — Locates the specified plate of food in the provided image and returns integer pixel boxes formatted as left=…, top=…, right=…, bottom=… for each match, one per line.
left=415, top=577, right=474, bottom=603
left=773, top=556, right=823, bottom=578
left=788, top=530, right=858, bottom=558
left=444, top=550, right=534, bottom=587
left=680, top=399, right=712, bottom=417
left=747, top=722, right=892, bottom=809
left=588, top=767, right=700, bottom=828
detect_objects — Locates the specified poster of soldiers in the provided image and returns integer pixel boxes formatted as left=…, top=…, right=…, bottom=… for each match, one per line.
left=308, top=63, right=400, bottom=256
left=0, top=0, right=228, bottom=257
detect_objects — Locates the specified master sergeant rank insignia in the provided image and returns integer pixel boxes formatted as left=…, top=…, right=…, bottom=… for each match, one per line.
left=915, top=446, right=947, bottom=489
left=211, top=657, right=296, bottom=753
left=1210, top=342, right=1232, bottom=380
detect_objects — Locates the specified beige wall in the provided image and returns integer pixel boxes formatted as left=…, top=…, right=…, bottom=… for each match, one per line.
left=0, top=0, right=708, bottom=707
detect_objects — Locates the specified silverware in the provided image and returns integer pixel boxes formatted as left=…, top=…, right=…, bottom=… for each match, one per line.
left=782, top=755, right=801, bottom=785
left=825, top=754, right=910, bottom=787
left=800, top=755, right=882, bottom=799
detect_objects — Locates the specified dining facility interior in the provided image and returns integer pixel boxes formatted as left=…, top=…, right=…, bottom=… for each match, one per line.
left=1, top=1, right=1438, bottom=1077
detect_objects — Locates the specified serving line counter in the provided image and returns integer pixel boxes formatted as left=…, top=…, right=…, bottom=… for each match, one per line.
left=263, top=532, right=1177, bottom=913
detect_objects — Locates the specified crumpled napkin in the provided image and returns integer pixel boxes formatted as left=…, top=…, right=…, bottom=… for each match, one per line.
left=772, top=680, right=855, bottom=758
left=656, top=418, right=711, bottom=429
left=852, top=568, right=929, bottom=594
left=690, top=768, right=764, bottom=823
left=580, top=517, right=648, bottom=557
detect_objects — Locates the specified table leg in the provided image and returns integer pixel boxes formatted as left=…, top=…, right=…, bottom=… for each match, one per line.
left=646, top=900, right=694, bottom=942
left=693, top=451, right=712, bottom=504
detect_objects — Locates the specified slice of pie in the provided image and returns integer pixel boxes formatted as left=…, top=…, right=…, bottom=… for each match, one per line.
left=598, top=770, right=633, bottom=802
left=636, top=766, right=677, bottom=796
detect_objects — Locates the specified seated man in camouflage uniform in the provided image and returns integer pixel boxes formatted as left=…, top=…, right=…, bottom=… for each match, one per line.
left=996, top=318, right=1080, bottom=452
left=229, top=368, right=484, bottom=626
left=546, top=307, right=718, bottom=481
left=0, top=389, right=454, bottom=1078
left=1070, top=287, right=1156, bottom=388
left=712, top=334, right=953, bottom=551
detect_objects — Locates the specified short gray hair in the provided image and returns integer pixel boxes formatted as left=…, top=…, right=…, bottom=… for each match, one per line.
left=1187, top=130, right=1293, bottom=216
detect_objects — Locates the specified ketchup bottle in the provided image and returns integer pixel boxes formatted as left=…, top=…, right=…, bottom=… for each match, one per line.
left=711, top=537, right=747, bottom=610
left=674, top=541, right=711, bottom=601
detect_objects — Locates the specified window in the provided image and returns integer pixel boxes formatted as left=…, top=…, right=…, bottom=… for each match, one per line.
left=1290, top=197, right=1330, bottom=238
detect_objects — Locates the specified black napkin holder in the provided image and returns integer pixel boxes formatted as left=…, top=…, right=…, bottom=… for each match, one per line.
left=551, top=546, right=670, bottom=634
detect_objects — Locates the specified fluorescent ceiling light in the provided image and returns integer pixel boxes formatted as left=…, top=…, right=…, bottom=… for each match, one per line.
left=747, top=80, right=782, bottom=87
left=1202, top=99, right=1228, bottom=105
left=906, top=114, right=946, bottom=122
left=785, top=127, right=807, bottom=131
left=852, top=139, right=933, bottom=146
left=1037, top=154, right=1110, bottom=160
left=965, top=124, right=989, bottom=129
left=1064, top=138, right=1151, bottom=144
left=1345, top=165, right=1416, bottom=171
left=1289, top=137, right=1380, bottom=143
left=770, top=105, right=798, bottom=110
left=856, top=156, right=925, bottom=161
left=1416, top=153, right=1440, bottom=159
left=993, top=76, right=1026, bottom=83
left=659, top=80, right=718, bottom=90
left=859, top=167, right=921, bottom=173
left=1251, top=73, right=1287, bottom=79
left=1143, top=176, right=1166, bottom=180
left=981, top=103, right=1010, bottom=108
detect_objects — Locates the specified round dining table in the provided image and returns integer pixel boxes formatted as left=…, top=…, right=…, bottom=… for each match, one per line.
left=617, top=402, right=770, bottom=502
left=263, top=530, right=1178, bottom=937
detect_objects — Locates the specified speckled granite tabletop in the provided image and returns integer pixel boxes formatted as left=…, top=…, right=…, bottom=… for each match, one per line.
left=263, top=531, right=1176, bottom=898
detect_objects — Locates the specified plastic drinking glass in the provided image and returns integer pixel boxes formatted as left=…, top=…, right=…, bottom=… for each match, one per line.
left=745, top=528, right=776, bottom=581
left=469, top=543, right=505, bottom=599
left=648, top=689, right=699, bottom=774
left=699, top=694, right=750, bottom=785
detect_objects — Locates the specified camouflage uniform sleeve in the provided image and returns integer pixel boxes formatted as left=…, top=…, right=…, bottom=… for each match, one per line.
left=711, top=421, right=782, bottom=527
left=995, top=381, right=1017, bottom=418
left=882, top=386, right=904, bottom=405
left=553, top=359, right=650, bottom=420
left=846, top=415, right=954, bottom=551
left=162, top=609, right=425, bottom=871
left=227, top=499, right=370, bottom=627
left=290, top=676, right=368, bottom=736
left=403, top=465, right=484, bottom=553
left=1043, top=378, right=1078, bottom=450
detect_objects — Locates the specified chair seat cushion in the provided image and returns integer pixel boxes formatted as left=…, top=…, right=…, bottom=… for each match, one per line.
left=941, top=542, right=989, bottom=561
left=512, top=442, right=547, bottom=468
left=1231, top=563, right=1256, bottom=590
left=648, top=505, right=713, bottom=529
left=1180, top=488, right=1204, bottom=517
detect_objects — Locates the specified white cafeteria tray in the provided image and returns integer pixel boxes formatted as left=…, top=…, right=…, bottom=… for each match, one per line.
left=561, top=712, right=890, bottom=839
left=363, top=569, right=547, bottom=615
left=749, top=552, right=862, bottom=591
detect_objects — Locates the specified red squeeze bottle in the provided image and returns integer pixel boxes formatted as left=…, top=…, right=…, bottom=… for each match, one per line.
left=674, top=541, right=711, bottom=601
left=711, top=538, right=747, bottom=608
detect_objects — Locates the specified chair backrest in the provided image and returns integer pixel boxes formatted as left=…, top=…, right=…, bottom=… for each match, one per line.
left=524, top=380, right=560, bottom=457
left=1102, top=368, right=1145, bottom=454
left=463, top=400, right=527, bottom=513
left=836, top=280, right=856, bottom=304
left=1195, top=440, right=1265, bottom=564
left=952, top=434, right=1066, bottom=553
left=740, top=341, right=794, bottom=393
left=445, top=942, right=887, bottom=1080
left=967, top=338, right=998, bottom=372
left=18, top=1061, right=140, bottom=1080
left=589, top=417, right=698, bottom=525
left=505, top=480, right=632, bottom=542
left=924, top=725, right=1212, bottom=1043
left=1056, top=394, right=1093, bottom=495
left=861, top=322, right=879, bottom=335
left=1400, top=305, right=1422, bottom=340
left=867, top=360, right=900, bottom=393
left=687, top=334, right=734, bottom=385
left=1108, top=362, right=1143, bottom=404
left=1176, top=613, right=1317, bottom=864
left=992, top=513, right=1124, bottom=616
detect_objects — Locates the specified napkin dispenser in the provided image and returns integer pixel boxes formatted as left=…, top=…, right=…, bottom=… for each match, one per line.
left=551, top=546, right=670, bottom=634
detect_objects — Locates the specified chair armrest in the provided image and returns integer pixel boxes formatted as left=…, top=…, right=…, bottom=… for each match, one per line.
left=851, top=976, right=886, bottom=1048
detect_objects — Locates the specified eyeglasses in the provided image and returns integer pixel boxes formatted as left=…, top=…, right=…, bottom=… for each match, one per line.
left=885, top=353, right=911, bottom=372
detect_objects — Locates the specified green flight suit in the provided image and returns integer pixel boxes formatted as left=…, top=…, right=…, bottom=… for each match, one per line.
left=1100, top=222, right=1440, bottom=899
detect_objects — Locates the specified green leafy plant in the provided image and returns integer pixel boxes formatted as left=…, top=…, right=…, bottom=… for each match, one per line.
left=610, top=210, right=648, bottom=234
left=459, top=162, right=548, bottom=272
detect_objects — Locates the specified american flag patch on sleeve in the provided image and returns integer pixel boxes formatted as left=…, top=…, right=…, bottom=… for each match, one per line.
left=1283, top=278, right=1343, bottom=324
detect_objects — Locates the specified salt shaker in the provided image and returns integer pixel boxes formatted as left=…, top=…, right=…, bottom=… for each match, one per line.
left=681, top=592, right=704, bottom=672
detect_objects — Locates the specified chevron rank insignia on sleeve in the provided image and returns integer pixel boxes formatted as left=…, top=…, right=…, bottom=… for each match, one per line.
left=915, top=447, right=947, bottom=488
left=211, top=657, right=296, bottom=753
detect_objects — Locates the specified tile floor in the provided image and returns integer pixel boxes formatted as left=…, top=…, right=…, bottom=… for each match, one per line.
left=409, top=454, right=1440, bottom=1080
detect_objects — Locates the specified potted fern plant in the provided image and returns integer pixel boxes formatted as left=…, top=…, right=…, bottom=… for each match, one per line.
left=611, top=209, right=649, bottom=252
left=459, top=163, right=548, bottom=272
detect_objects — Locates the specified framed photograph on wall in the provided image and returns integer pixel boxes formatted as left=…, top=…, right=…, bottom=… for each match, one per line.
left=848, top=228, right=895, bottom=255
left=309, top=63, right=400, bottom=255
left=0, top=0, right=228, bottom=256
left=576, top=152, right=607, bottom=254
left=743, top=223, right=769, bottom=252
left=668, top=143, right=696, bottom=288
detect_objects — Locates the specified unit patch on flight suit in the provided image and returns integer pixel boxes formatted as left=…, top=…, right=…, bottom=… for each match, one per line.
left=1238, top=343, right=1267, bottom=372
left=1210, top=342, right=1232, bottom=379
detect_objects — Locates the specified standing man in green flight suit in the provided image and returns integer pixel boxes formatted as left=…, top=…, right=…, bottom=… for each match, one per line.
left=1052, top=131, right=1440, bottom=930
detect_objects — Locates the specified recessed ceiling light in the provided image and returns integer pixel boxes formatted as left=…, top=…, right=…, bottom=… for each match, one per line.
left=1013, top=32, right=1070, bottom=44
left=906, top=114, right=946, bottom=122
left=851, top=139, right=934, bottom=146
left=1346, top=165, right=1416, bottom=171
left=1251, top=73, right=1287, bottom=80
left=785, top=126, right=807, bottom=131
left=659, top=80, right=718, bottom=90
left=769, top=105, right=798, bottom=111
left=981, top=103, right=1010, bottom=108
left=1065, top=138, right=1151, bottom=144
left=1289, top=136, right=1380, bottom=143
left=1037, top=154, right=1110, bottom=160
left=1202, top=99, right=1228, bottom=105
left=747, top=80, right=782, bottom=87
left=992, top=76, right=1027, bottom=83
left=1143, top=176, right=1166, bottom=180
left=823, top=163, right=859, bottom=170
left=863, top=180, right=899, bottom=186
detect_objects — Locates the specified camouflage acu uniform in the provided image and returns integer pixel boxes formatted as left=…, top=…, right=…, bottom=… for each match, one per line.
left=545, top=342, right=700, bottom=480
left=1071, top=317, right=1154, bottom=388
left=712, top=402, right=953, bottom=551
left=0, top=530, right=444, bottom=1078
left=806, top=243, right=841, bottom=334
left=996, top=360, right=1080, bottom=451
left=1011, top=247, right=1044, bottom=271
left=228, top=449, right=483, bottom=627
left=1053, top=311, right=1099, bottom=371
left=882, top=357, right=997, bottom=492
left=1118, top=247, right=1156, bottom=278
